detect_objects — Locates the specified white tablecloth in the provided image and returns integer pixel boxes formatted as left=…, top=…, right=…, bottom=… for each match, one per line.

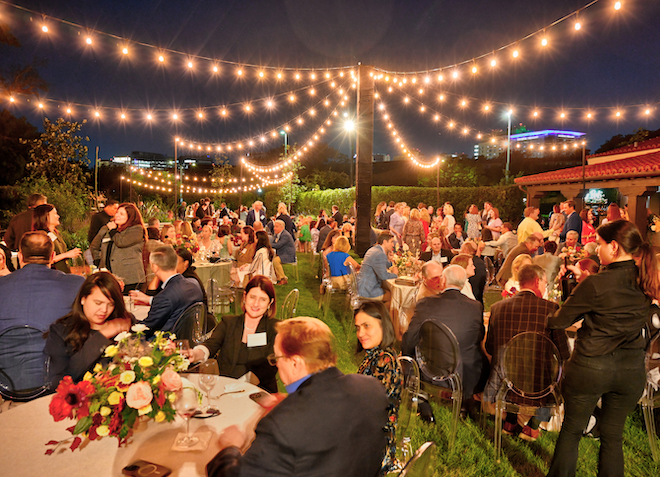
left=0, top=376, right=265, bottom=477
left=194, top=262, right=233, bottom=287
left=383, top=278, right=419, bottom=341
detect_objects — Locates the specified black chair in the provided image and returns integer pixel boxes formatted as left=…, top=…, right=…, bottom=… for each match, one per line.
left=493, top=331, right=564, bottom=461
left=173, top=302, right=206, bottom=346
left=414, top=320, right=462, bottom=448
left=399, top=441, right=436, bottom=476
left=0, top=325, right=51, bottom=402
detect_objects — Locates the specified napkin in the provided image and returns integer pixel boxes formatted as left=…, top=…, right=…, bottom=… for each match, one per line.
left=171, top=431, right=212, bottom=452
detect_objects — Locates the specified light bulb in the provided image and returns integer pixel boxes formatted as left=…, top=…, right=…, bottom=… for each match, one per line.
left=122, top=47, right=129, bottom=55
left=86, top=37, right=93, bottom=45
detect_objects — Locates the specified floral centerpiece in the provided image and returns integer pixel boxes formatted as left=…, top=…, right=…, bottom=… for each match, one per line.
left=45, top=325, right=189, bottom=454
left=558, top=245, right=586, bottom=264
left=392, top=243, right=421, bottom=278
left=174, top=234, right=199, bottom=254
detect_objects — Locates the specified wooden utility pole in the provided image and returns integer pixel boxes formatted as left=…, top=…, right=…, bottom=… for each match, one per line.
left=355, top=64, right=375, bottom=256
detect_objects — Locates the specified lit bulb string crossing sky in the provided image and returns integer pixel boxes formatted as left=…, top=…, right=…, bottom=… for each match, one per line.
left=1, top=0, right=620, bottom=78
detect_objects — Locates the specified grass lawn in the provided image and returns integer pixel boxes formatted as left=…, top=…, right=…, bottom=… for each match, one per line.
left=273, top=252, right=659, bottom=476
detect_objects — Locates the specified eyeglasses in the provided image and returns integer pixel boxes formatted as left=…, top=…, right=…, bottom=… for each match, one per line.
left=267, top=353, right=286, bottom=366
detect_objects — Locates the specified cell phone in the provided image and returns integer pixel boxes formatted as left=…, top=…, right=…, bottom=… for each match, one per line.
left=122, top=460, right=172, bottom=477
left=249, top=391, right=275, bottom=407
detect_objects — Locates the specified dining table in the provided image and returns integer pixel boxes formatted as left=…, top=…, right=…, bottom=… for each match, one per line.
left=194, top=261, right=233, bottom=288
left=0, top=375, right=266, bottom=477
left=383, top=277, right=419, bottom=341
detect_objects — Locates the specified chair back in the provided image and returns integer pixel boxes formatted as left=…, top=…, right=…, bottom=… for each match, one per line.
left=0, top=325, right=51, bottom=401
left=346, top=262, right=362, bottom=309
left=500, top=331, right=562, bottom=399
left=400, top=441, right=436, bottom=476
left=415, top=320, right=461, bottom=385
left=643, top=331, right=660, bottom=461
left=173, top=302, right=206, bottom=345
left=280, top=288, right=299, bottom=320
left=396, top=356, right=420, bottom=460
left=646, top=332, right=660, bottom=389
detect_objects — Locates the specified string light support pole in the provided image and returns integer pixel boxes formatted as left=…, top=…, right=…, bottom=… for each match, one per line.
left=355, top=63, right=375, bottom=256
left=174, top=139, right=178, bottom=206
left=505, top=110, right=512, bottom=183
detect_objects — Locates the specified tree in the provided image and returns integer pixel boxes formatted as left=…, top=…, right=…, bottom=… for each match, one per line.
left=302, top=169, right=350, bottom=190
left=210, top=158, right=235, bottom=203
left=21, top=118, right=90, bottom=187
left=0, top=109, right=39, bottom=185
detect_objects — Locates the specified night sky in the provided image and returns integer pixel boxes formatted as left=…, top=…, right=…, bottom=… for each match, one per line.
left=2, top=0, right=660, bottom=165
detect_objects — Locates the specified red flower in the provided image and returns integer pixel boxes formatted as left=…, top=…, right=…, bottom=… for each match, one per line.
left=49, top=377, right=95, bottom=422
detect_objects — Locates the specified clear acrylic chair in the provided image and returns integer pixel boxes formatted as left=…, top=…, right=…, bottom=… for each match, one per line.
left=399, top=441, right=436, bottom=477
left=396, top=356, right=421, bottom=464
left=0, top=325, right=51, bottom=402
left=206, top=277, right=237, bottom=316
left=280, top=288, right=299, bottom=320
left=173, top=302, right=207, bottom=346
left=493, top=331, right=564, bottom=462
left=642, top=330, right=660, bottom=461
left=415, top=320, right=463, bottom=448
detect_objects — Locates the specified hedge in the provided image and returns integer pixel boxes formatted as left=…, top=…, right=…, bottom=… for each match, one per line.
left=294, top=185, right=525, bottom=224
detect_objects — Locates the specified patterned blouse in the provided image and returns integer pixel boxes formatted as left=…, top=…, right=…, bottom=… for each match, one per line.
left=358, top=346, right=403, bottom=474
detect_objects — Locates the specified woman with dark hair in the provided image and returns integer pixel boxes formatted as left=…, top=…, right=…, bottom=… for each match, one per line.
left=354, top=301, right=402, bottom=473
left=236, top=226, right=257, bottom=267
left=91, top=203, right=147, bottom=292
left=189, top=275, right=278, bottom=392
left=245, top=230, right=275, bottom=283
left=217, top=224, right=233, bottom=259
left=32, top=204, right=81, bottom=273
left=580, top=208, right=596, bottom=244
left=547, top=220, right=660, bottom=477
left=44, top=272, right=133, bottom=388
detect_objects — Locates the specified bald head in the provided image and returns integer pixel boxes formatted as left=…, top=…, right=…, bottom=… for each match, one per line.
left=442, top=264, right=467, bottom=290
left=19, top=231, right=54, bottom=266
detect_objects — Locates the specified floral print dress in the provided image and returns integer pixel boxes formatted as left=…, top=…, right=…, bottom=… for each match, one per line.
left=358, top=346, right=403, bottom=474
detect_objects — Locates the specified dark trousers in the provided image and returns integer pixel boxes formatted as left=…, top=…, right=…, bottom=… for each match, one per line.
left=547, top=348, right=645, bottom=477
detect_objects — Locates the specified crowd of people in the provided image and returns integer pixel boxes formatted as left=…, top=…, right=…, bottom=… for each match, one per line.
left=1, top=191, right=659, bottom=477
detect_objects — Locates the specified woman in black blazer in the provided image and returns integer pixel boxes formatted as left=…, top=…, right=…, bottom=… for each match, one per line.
left=45, top=272, right=133, bottom=389
left=190, top=275, right=278, bottom=393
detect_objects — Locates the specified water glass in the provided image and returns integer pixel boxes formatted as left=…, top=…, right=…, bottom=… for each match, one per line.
left=174, top=387, right=199, bottom=447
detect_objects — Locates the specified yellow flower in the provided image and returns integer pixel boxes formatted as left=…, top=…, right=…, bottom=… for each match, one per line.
left=100, top=406, right=111, bottom=417
left=138, top=356, right=154, bottom=368
left=93, top=363, right=103, bottom=373
left=83, top=371, right=93, bottom=382
left=104, top=345, right=118, bottom=358
left=96, top=425, right=110, bottom=437
left=168, top=393, right=177, bottom=403
left=120, top=371, right=136, bottom=385
left=155, top=411, right=166, bottom=422
left=108, top=391, right=123, bottom=405
left=152, top=375, right=161, bottom=385
left=138, top=404, right=152, bottom=416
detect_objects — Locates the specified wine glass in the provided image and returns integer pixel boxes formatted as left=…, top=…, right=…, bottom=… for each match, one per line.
left=174, top=387, right=199, bottom=447
left=174, top=339, right=190, bottom=355
left=198, top=359, right=220, bottom=416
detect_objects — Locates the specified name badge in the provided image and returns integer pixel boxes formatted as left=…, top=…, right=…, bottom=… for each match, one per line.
left=102, top=237, right=112, bottom=243
left=440, top=256, right=448, bottom=263
left=247, top=332, right=267, bottom=348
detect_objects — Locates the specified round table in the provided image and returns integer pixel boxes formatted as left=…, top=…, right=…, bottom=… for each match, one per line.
left=194, top=262, right=233, bottom=287
left=0, top=375, right=265, bottom=477
left=383, top=278, right=419, bottom=341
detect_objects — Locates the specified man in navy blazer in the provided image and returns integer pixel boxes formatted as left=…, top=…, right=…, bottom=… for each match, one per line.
left=560, top=200, right=582, bottom=242
left=245, top=201, right=267, bottom=228
left=206, top=317, right=388, bottom=477
left=402, top=265, right=488, bottom=404
left=0, top=231, right=84, bottom=333
left=130, top=245, right=203, bottom=338
left=270, top=220, right=296, bottom=285
left=357, top=231, right=398, bottom=302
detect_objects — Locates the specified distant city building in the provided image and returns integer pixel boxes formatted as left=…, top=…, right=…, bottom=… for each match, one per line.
left=105, top=151, right=217, bottom=170
left=373, top=153, right=391, bottom=162
left=474, top=129, right=586, bottom=159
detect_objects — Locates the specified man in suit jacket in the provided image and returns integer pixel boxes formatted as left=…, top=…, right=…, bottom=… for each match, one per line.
left=357, top=231, right=398, bottom=302
left=245, top=201, right=267, bottom=228
left=130, top=245, right=203, bottom=338
left=331, top=205, right=343, bottom=225
left=560, top=200, right=582, bottom=242
left=0, top=231, right=84, bottom=333
left=206, top=317, right=388, bottom=477
left=87, top=200, right=118, bottom=244
left=448, top=223, right=465, bottom=250
left=3, top=193, right=47, bottom=251
left=403, top=265, right=488, bottom=405
left=270, top=220, right=296, bottom=285
left=496, top=234, right=542, bottom=286
left=419, top=235, right=451, bottom=265
left=484, top=264, right=570, bottom=439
